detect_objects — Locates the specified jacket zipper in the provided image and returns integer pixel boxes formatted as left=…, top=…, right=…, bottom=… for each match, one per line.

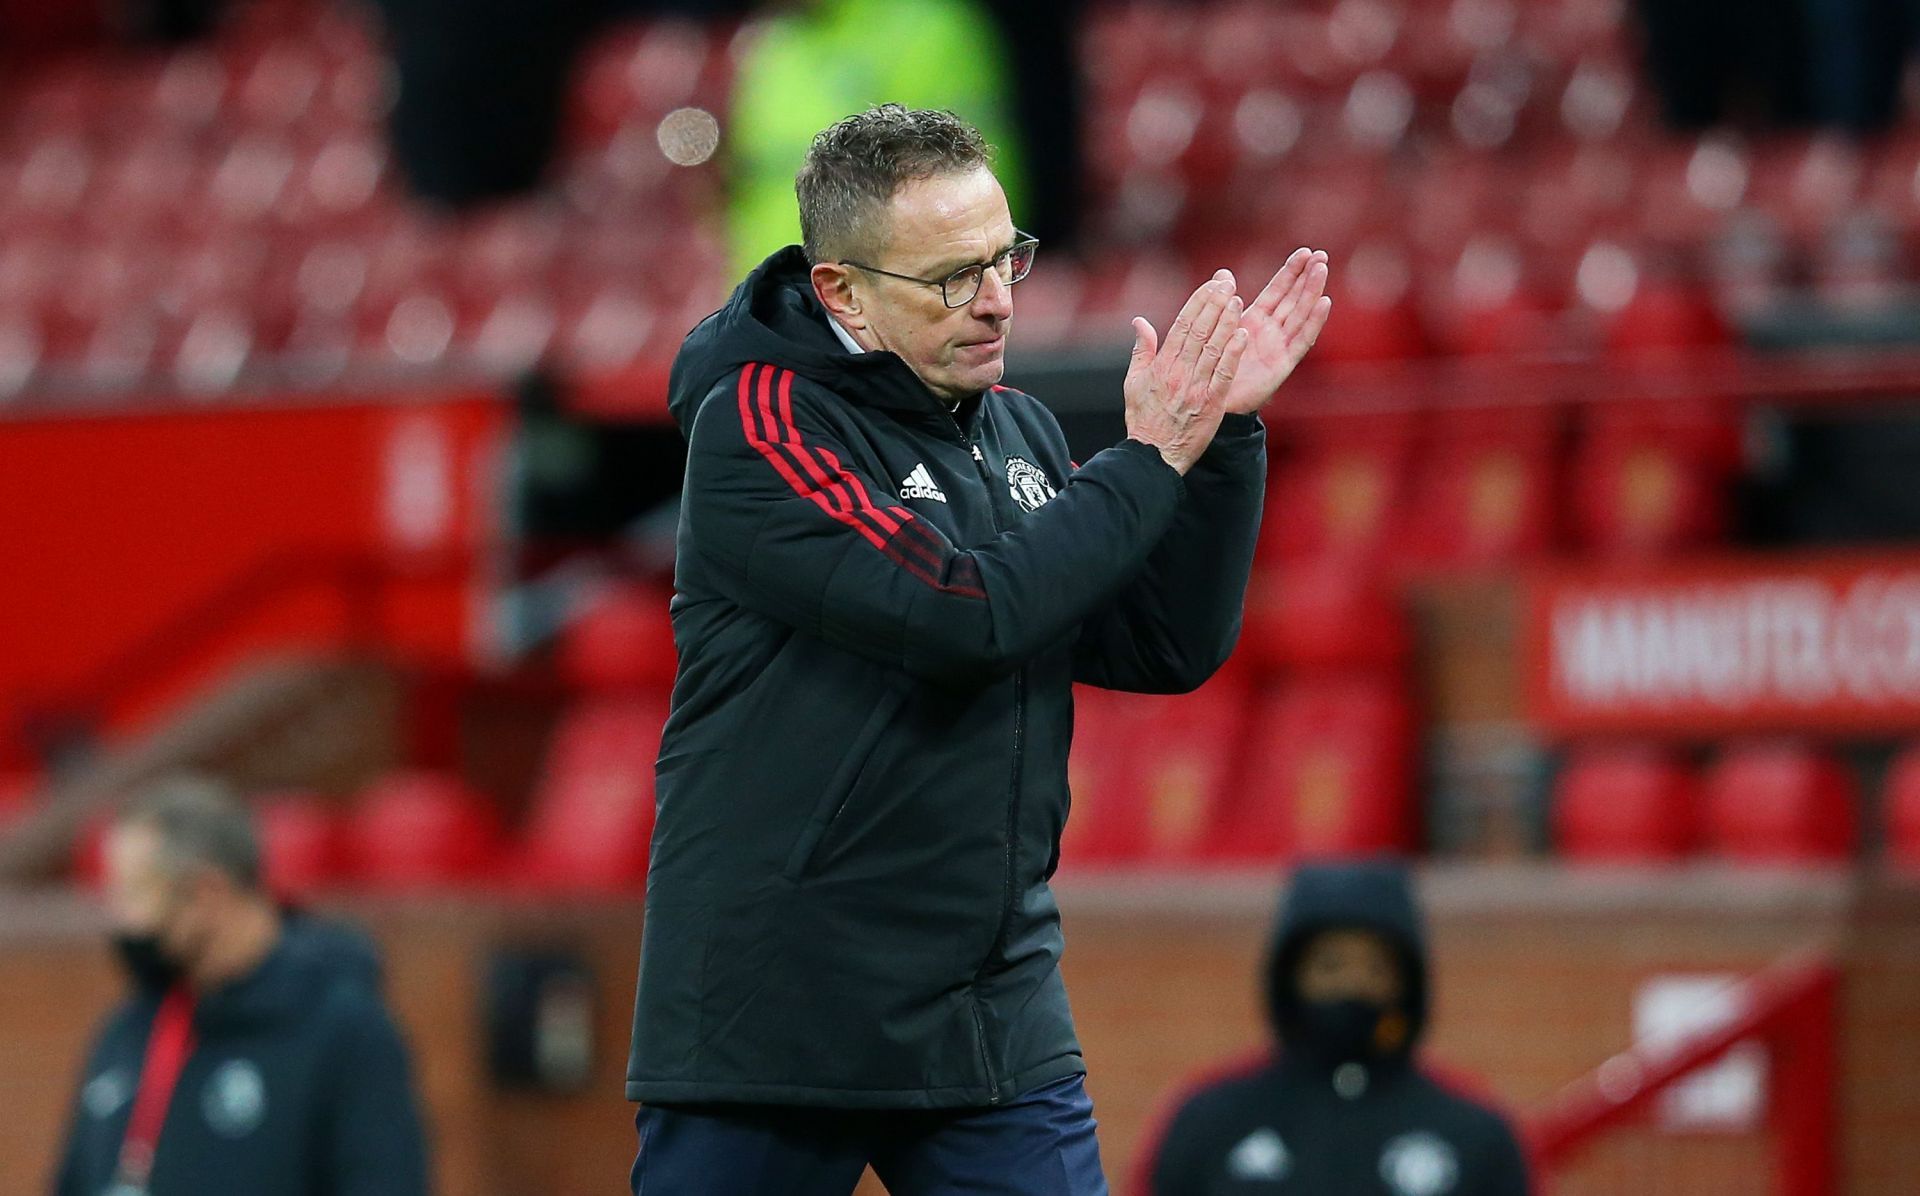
left=954, top=413, right=1022, bottom=1105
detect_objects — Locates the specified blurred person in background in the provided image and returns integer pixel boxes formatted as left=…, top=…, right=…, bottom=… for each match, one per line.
left=1635, top=0, right=1915, bottom=131
left=1138, top=861, right=1530, bottom=1196
left=51, top=778, right=429, bottom=1196
left=726, top=0, right=1031, bottom=275
left=627, top=103, right=1330, bottom=1195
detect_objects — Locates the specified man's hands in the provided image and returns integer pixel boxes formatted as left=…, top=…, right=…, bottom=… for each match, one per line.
left=1222, top=248, right=1333, bottom=416
left=1123, top=275, right=1248, bottom=475
left=1122, top=252, right=1333, bottom=474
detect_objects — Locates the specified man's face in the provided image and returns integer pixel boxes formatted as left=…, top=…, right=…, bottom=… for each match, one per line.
left=844, top=166, right=1017, bottom=404
left=1295, top=928, right=1405, bottom=1006
left=103, top=822, right=212, bottom=964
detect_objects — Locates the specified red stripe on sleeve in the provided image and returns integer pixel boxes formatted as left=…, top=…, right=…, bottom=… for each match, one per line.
left=735, top=365, right=985, bottom=599
left=771, top=369, right=904, bottom=537
left=737, top=365, right=889, bottom=552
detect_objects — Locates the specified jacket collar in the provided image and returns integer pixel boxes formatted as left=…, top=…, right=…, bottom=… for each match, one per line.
left=668, top=246, right=989, bottom=431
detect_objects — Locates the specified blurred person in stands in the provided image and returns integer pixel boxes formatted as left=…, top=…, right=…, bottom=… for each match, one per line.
left=727, top=0, right=1031, bottom=275
left=50, top=778, right=429, bottom=1196
left=1138, top=861, right=1530, bottom=1196
left=1635, top=0, right=1913, bottom=131
left=627, top=104, right=1331, bottom=1195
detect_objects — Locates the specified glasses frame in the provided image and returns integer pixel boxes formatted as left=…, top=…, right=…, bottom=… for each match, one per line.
left=840, top=231, right=1039, bottom=308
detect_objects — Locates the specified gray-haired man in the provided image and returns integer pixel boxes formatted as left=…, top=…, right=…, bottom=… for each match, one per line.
left=52, top=779, right=429, bottom=1196
left=627, top=104, right=1331, bottom=1195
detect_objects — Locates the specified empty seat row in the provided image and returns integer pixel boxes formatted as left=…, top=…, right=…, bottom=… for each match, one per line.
left=1255, top=400, right=1737, bottom=572
left=1064, top=675, right=1418, bottom=868
left=114, top=693, right=668, bottom=898
left=228, top=672, right=1419, bottom=889
left=1555, top=740, right=1920, bottom=865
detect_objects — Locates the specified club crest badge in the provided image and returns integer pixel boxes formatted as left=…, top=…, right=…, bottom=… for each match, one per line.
left=1379, top=1131, right=1460, bottom=1196
left=1005, top=456, right=1056, bottom=513
left=202, top=1059, right=267, bottom=1138
left=83, top=1068, right=131, bottom=1119
left=1226, top=1126, right=1291, bottom=1181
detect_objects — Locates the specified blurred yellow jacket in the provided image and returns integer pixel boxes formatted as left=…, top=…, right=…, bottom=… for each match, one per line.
left=727, top=0, right=1029, bottom=277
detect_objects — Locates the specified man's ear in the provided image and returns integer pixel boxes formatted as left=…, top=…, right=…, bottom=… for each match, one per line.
left=810, top=262, right=864, bottom=329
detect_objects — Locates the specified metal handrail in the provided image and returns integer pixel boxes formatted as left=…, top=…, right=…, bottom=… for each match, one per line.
left=1526, top=949, right=1841, bottom=1196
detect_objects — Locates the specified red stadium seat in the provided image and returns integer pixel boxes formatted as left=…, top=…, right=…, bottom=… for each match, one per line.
left=1553, top=743, right=1698, bottom=862
left=1881, top=745, right=1920, bottom=873
left=345, top=771, right=503, bottom=888
left=254, top=790, right=344, bottom=898
left=515, top=695, right=668, bottom=892
left=1259, top=412, right=1419, bottom=563
left=1206, top=677, right=1416, bottom=861
left=1238, top=558, right=1411, bottom=673
left=1701, top=742, right=1858, bottom=865
left=1603, top=280, right=1730, bottom=359
left=1570, top=401, right=1733, bottom=556
left=1061, top=678, right=1249, bottom=868
left=1424, top=234, right=1570, bottom=357
left=1396, top=407, right=1559, bottom=568
left=562, top=585, right=676, bottom=691
left=1309, top=243, right=1426, bottom=362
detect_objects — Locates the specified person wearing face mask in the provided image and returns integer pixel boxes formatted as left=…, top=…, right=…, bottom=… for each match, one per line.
left=50, top=778, right=429, bottom=1196
left=1136, top=861, right=1532, bottom=1196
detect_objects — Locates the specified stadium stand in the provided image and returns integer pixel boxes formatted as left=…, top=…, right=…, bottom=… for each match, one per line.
left=0, top=0, right=1914, bottom=401
left=6, top=2, right=1920, bottom=1193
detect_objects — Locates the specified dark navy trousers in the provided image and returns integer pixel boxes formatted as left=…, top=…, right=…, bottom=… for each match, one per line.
left=630, top=1073, right=1109, bottom=1196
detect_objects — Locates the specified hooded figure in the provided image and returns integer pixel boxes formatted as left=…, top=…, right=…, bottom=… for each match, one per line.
left=1138, top=862, right=1531, bottom=1196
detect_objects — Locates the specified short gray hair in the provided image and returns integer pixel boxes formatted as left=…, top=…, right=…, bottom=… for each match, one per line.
left=796, top=104, right=994, bottom=264
left=117, top=776, right=263, bottom=891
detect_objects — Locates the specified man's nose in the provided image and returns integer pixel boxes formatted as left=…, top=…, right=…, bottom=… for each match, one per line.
left=970, top=268, right=1014, bottom=319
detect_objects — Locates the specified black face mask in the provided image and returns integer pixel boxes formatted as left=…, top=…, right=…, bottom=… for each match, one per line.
left=1293, top=997, right=1403, bottom=1065
left=112, top=932, right=184, bottom=992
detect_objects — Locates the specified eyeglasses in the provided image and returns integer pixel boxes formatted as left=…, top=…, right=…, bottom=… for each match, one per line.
left=841, top=233, right=1039, bottom=308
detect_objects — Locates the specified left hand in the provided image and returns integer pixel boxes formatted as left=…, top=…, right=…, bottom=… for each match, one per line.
left=1217, top=249, right=1333, bottom=416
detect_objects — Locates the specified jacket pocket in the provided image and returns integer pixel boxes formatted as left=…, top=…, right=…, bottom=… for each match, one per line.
left=782, top=688, right=905, bottom=880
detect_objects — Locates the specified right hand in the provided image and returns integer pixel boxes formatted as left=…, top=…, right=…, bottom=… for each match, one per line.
left=1122, top=272, right=1249, bottom=476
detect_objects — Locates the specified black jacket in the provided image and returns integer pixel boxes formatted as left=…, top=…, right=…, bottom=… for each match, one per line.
left=626, top=247, right=1266, bottom=1108
left=1141, top=863, right=1531, bottom=1196
left=53, top=916, right=429, bottom=1196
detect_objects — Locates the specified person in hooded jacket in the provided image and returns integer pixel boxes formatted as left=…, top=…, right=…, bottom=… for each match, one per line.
left=51, top=778, right=430, bottom=1196
left=1136, top=861, right=1532, bottom=1196
left=625, top=103, right=1332, bottom=1196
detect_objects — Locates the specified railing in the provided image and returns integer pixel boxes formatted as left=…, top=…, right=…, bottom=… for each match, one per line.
left=13, top=548, right=449, bottom=762
left=1528, top=952, right=1841, bottom=1196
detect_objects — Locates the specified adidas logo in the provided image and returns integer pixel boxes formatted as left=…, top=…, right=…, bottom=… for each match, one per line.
left=899, top=462, right=948, bottom=503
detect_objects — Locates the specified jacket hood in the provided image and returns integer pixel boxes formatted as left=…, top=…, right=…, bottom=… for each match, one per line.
left=195, top=911, right=386, bottom=1032
left=666, top=246, right=966, bottom=434
left=1264, top=860, right=1430, bottom=1049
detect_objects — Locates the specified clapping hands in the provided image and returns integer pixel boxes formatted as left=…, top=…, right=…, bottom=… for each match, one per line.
left=1220, top=248, right=1332, bottom=416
